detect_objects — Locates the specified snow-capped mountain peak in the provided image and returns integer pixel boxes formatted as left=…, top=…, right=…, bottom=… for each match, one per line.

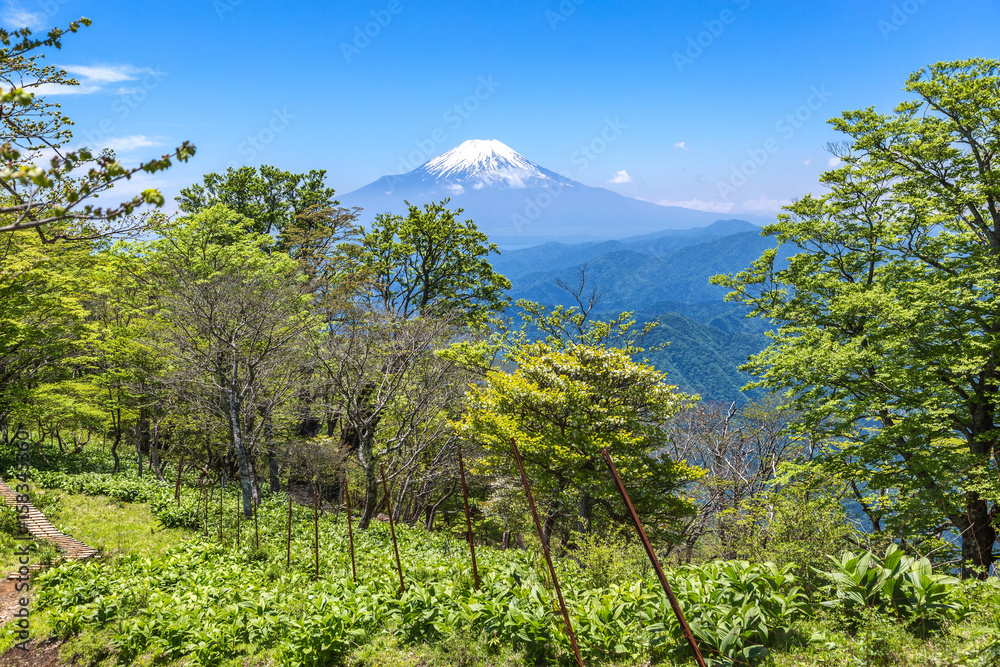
left=342, top=139, right=759, bottom=242
left=415, top=139, right=558, bottom=189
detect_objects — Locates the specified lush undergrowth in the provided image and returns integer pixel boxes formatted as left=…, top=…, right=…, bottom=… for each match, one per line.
left=1, top=468, right=998, bottom=666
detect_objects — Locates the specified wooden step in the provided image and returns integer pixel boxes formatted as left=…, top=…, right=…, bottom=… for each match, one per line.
left=0, top=478, right=102, bottom=576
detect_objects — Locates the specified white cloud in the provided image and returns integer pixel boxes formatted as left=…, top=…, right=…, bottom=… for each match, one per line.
left=607, top=170, right=632, bottom=184
left=829, top=156, right=842, bottom=167
left=802, top=158, right=812, bottom=165
left=62, top=64, right=149, bottom=84
left=444, top=183, right=465, bottom=195
left=103, top=135, right=163, bottom=153
left=1, top=2, right=46, bottom=29
left=740, top=195, right=791, bottom=213
left=657, top=198, right=735, bottom=213
left=31, top=82, right=102, bottom=96
left=674, top=141, right=690, bottom=151
left=28, top=64, right=162, bottom=96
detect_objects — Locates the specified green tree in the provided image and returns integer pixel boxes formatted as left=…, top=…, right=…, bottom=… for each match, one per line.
left=175, top=165, right=341, bottom=247
left=0, top=229, right=95, bottom=440
left=357, top=199, right=511, bottom=323
left=711, top=59, right=1000, bottom=578
left=456, top=341, right=700, bottom=542
left=87, top=235, right=173, bottom=474
left=131, top=206, right=317, bottom=517
left=324, top=311, right=467, bottom=530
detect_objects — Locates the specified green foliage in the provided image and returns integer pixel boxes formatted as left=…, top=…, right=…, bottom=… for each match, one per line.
left=662, top=560, right=807, bottom=666
left=566, top=529, right=651, bottom=590
left=0, top=230, right=96, bottom=429
left=457, top=340, right=700, bottom=538
left=0, top=496, right=21, bottom=535
left=817, top=545, right=961, bottom=632
left=7, top=468, right=856, bottom=667
left=726, top=474, right=858, bottom=592
left=711, top=58, right=1000, bottom=576
left=175, top=164, right=341, bottom=245
left=356, top=199, right=511, bottom=323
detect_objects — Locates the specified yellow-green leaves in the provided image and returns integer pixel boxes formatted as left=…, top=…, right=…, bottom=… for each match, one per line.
left=456, top=341, right=699, bottom=538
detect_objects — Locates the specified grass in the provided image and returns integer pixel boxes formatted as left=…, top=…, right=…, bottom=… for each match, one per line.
left=41, top=489, right=194, bottom=560
left=0, top=487, right=194, bottom=574
left=771, top=614, right=1000, bottom=666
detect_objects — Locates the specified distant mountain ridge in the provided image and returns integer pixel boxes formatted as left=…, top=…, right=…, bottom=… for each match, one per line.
left=498, top=222, right=790, bottom=402
left=341, top=140, right=769, bottom=243
left=500, top=224, right=782, bottom=313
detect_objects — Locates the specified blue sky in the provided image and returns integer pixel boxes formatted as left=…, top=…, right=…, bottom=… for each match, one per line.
left=7, top=0, right=999, bottom=217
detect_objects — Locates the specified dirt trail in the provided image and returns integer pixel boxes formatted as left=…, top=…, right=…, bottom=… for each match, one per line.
left=0, top=478, right=100, bottom=666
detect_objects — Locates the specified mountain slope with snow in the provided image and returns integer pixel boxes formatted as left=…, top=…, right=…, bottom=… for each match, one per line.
left=341, top=140, right=764, bottom=244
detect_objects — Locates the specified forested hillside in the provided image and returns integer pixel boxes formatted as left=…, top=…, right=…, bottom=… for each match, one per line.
left=0, top=20, right=998, bottom=667
left=499, top=224, right=783, bottom=401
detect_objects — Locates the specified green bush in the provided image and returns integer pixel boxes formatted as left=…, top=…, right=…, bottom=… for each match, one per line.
left=566, top=529, right=651, bottom=589
left=817, top=544, right=961, bottom=632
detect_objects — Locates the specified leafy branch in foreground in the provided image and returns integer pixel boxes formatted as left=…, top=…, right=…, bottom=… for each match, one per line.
left=0, top=20, right=195, bottom=240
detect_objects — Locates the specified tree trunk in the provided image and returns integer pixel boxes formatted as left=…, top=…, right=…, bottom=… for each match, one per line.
left=134, top=409, right=148, bottom=479
left=110, top=428, right=121, bottom=475
left=150, top=422, right=166, bottom=482
left=943, top=396, right=999, bottom=580
left=226, top=378, right=254, bottom=520
left=576, top=491, right=594, bottom=535
left=543, top=503, right=559, bottom=544
left=175, top=456, right=185, bottom=504
left=953, top=492, right=997, bottom=580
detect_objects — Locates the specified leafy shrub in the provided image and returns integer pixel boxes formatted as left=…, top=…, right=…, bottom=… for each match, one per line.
left=567, top=529, right=651, bottom=589
left=726, top=475, right=858, bottom=593
left=817, top=544, right=960, bottom=632
left=661, top=560, right=807, bottom=665
left=0, top=498, right=22, bottom=536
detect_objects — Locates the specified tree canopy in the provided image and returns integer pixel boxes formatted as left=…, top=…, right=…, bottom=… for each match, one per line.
left=456, top=341, right=700, bottom=540
left=356, top=199, right=511, bottom=323
left=712, top=58, right=1000, bottom=578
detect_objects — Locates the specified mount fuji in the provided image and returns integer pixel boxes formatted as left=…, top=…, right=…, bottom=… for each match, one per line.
left=340, top=140, right=762, bottom=246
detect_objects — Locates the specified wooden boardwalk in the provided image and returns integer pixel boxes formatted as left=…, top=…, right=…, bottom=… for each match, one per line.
left=0, top=478, right=98, bottom=576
